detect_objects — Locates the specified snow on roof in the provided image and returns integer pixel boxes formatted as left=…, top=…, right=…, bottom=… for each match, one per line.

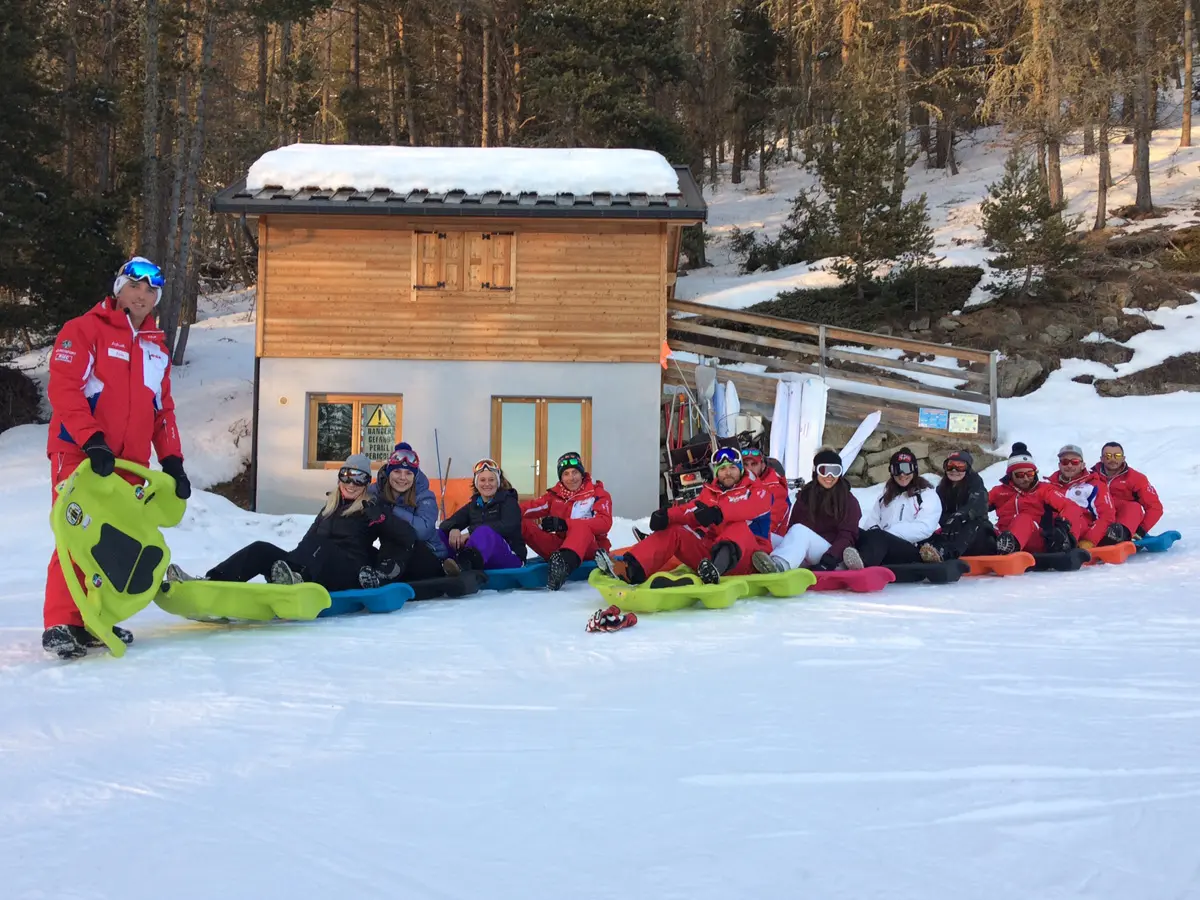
left=245, top=145, right=682, bottom=197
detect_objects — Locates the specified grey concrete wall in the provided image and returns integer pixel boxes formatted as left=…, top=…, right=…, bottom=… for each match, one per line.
left=256, top=358, right=661, bottom=519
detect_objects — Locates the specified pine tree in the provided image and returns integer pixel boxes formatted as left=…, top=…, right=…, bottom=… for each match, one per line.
left=980, top=149, right=1080, bottom=292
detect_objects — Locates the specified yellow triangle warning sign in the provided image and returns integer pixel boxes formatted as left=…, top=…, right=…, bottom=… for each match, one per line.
left=366, top=406, right=392, bottom=428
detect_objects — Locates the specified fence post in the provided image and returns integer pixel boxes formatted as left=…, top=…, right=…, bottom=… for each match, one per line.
left=818, top=324, right=827, bottom=379
left=988, top=350, right=1000, bottom=447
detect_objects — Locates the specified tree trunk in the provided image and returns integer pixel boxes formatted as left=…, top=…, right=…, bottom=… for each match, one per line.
left=893, top=0, right=909, bottom=197
left=140, top=0, right=161, bottom=255
left=511, top=38, right=521, bottom=141
left=352, top=1, right=361, bottom=91
left=481, top=20, right=491, bottom=147
left=1083, top=122, right=1095, bottom=155
left=385, top=21, right=399, bottom=144
left=455, top=8, right=467, bottom=145
left=96, top=0, right=117, bottom=194
left=257, top=23, right=268, bottom=131
left=1134, top=0, right=1154, bottom=212
left=278, top=21, right=293, bottom=145
left=63, top=0, right=78, bottom=183
left=1184, top=0, right=1194, bottom=148
left=840, top=0, right=858, bottom=63
left=161, top=3, right=191, bottom=271
left=322, top=10, right=332, bottom=142
left=1095, top=113, right=1110, bottom=229
left=1046, top=139, right=1063, bottom=207
left=397, top=9, right=418, bottom=145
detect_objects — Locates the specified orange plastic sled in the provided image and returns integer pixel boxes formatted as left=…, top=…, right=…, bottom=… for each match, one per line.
left=1083, top=541, right=1136, bottom=565
left=961, top=552, right=1036, bottom=576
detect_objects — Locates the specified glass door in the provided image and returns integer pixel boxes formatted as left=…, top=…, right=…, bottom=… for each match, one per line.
left=492, top=398, right=592, bottom=497
left=495, top=399, right=539, bottom=498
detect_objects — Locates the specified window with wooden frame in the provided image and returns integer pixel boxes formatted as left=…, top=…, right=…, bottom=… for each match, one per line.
left=411, top=230, right=515, bottom=295
left=489, top=397, right=593, bottom=499
left=307, top=394, right=403, bottom=469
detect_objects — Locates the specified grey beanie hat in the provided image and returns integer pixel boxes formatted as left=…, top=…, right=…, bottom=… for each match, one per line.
left=342, top=453, right=372, bottom=475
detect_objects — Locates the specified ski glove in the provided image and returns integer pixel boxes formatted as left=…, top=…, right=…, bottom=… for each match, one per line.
left=692, top=502, right=723, bottom=527
left=1135, top=526, right=1148, bottom=540
left=648, top=508, right=671, bottom=532
left=813, top=553, right=840, bottom=572
left=540, top=516, right=568, bottom=534
left=160, top=456, right=191, bottom=500
left=83, top=433, right=115, bottom=477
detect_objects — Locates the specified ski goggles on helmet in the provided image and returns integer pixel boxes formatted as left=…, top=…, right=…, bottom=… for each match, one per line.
left=815, top=462, right=843, bottom=478
left=944, top=460, right=969, bottom=473
left=473, top=458, right=501, bottom=476
left=711, top=446, right=743, bottom=472
left=557, top=453, right=583, bottom=472
left=119, top=258, right=165, bottom=288
left=387, top=447, right=420, bottom=471
left=741, top=447, right=763, bottom=458
left=338, top=467, right=371, bottom=486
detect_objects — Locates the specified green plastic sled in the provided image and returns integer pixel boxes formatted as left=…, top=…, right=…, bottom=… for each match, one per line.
left=50, top=458, right=187, bottom=657
left=154, top=579, right=332, bottom=623
left=587, top=565, right=817, bottom=613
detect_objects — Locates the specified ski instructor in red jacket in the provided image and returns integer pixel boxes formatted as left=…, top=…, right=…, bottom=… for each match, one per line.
left=521, top=451, right=614, bottom=591
left=42, top=256, right=191, bottom=659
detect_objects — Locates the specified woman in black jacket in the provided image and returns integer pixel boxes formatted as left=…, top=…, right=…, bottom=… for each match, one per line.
left=166, top=454, right=418, bottom=592
left=439, top=458, right=526, bottom=572
left=919, top=450, right=996, bottom=562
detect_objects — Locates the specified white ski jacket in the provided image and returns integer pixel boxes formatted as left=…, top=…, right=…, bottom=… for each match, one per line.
left=860, top=486, right=943, bottom=543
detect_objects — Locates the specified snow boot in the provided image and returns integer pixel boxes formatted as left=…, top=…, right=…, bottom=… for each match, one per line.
left=842, top=547, right=865, bottom=570
left=632, top=527, right=649, bottom=543
left=42, top=625, right=88, bottom=660
left=166, top=563, right=204, bottom=582
left=546, top=548, right=581, bottom=591
left=995, top=531, right=1020, bottom=555
left=269, top=560, right=304, bottom=585
left=1043, top=517, right=1077, bottom=554
left=454, top=547, right=485, bottom=572
left=80, top=625, right=134, bottom=649
left=919, top=543, right=943, bottom=564
left=359, top=558, right=404, bottom=589
left=586, top=605, right=638, bottom=633
left=1103, top=522, right=1133, bottom=545
left=698, top=541, right=739, bottom=585
left=752, top=550, right=782, bottom=574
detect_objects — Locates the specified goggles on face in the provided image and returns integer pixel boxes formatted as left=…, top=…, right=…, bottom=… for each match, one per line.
left=120, top=258, right=165, bottom=288
left=339, top=467, right=371, bottom=486
left=387, top=447, right=420, bottom=470
left=891, top=460, right=917, bottom=476
left=473, top=458, right=501, bottom=476
left=1059, top=457, right=1083, bottom=466
left=944, top=461, right=969, bottom=473
left=815, top=463, right=843, bottom=478
left=711, top=446, right=743, bottom=472
left=1103, top=450, right=1124, bottom=461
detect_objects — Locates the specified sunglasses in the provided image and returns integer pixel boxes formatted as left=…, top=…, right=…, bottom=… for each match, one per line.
left=1060, top=457, right=1083, bottom=466
left=944, top=462, right=968, bottom=473
left=120, top=258, right=165, bottom=288
left=1103, top=451, right=1124, bottom=461
left=473, top=458, right=501, bottom=476
left=815, top=463, right=843, bottom=478
left=1011, top=468, right=1037, bottom=478
left=741, top=448, right=763, bottom=458
left=388, top=447, right=420, bottom=469
left=338, top=468, right=371, bottom=486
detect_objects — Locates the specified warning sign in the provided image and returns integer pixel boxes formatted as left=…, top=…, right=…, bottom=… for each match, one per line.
left=361, top=403, right=397, bottom=462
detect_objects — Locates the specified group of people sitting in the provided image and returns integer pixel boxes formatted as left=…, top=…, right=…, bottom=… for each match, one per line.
left=167, top=434, right=1164, bottom=597
left=595, top=438, right=1164, bottom=585
left=167, top=443, right=614, bottom=593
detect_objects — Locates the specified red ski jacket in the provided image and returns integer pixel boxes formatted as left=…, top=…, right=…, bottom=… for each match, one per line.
left=47, top=298, right=182, bottom=466
left=988, top=479, right=1079, bottom=533
left=1045, top=471, right=1115, bottom=544
left=753, top=466, right=791, bottom=536
left=1090, top=463, right=1163, bottom=532
left=520, top=477, right=614, bottom=550
left=668, top=475, right=772, bottom=540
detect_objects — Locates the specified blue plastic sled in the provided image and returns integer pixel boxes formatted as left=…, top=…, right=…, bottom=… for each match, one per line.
left=1134, top=530, right=1182, bottom=553
left=319, top=582, right=415, bottom=617
left=484, top=559, right=598, bottom=591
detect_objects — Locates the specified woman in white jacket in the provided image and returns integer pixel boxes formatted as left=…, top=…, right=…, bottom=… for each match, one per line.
left=844, top=447, right=943, bottom=569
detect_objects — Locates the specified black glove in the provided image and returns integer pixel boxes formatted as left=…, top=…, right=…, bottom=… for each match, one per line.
left=692, top=502, right=724, bottom=528
left=1135, top=526, right=1148, bottom=540
left=82, top=433, right=115, bottom=477
left=1042, top=516, right=1077, bottom=553
left=811, top=553, right=840, bottom=572
left=540, top=515, right=568, bottom=534
left=648, top=508, right=670, bottom=532
left=160, top=455, right=191, bottom=500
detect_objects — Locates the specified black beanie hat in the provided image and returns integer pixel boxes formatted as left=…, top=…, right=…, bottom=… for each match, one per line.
left=889, top=447, right=918, bottom=476
left=556, top=451, right=586, bottom=480
left=813, top=448, right=842, bottom=470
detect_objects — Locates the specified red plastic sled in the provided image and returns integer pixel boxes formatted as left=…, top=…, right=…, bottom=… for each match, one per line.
left=1084, top=541, right=1136, bottom=565
left=961, top=552, right=1036, bottom=576
left=809, top=567, right=896, bottom=593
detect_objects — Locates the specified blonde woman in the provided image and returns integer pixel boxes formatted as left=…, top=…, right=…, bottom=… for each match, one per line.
left=168, top=454, right=406, bottom=592
left=438, top=458, right=526, bottom=571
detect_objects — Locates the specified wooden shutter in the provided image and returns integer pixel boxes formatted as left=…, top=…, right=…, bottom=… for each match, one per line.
left=442, top=231, right=464, bottom=290
left=468, top=232, right=515, bottom=291
left=413, top=232, right=441, bottom=289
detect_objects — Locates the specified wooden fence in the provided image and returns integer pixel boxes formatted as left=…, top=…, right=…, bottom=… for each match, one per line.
left=662, top=299, right=1000, bottom=445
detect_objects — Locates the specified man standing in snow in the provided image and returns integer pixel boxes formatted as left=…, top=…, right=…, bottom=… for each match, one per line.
left=42, top=257, right=191, bottom=659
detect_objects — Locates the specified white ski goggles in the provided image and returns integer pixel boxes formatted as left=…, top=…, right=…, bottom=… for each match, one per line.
left=815, top=463, right=843, bottom=478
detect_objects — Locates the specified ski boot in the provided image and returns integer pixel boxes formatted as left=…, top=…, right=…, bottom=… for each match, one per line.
left=546, top=548, right=581, bottom=591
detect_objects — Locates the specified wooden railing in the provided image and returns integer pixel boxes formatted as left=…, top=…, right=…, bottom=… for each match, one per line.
left=663, top=299, right=999, bottom=445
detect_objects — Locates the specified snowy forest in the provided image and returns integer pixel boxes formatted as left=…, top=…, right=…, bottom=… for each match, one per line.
left=1, top=0, right=1196, bottom=344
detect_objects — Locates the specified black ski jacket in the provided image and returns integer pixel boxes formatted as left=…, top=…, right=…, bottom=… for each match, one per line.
left=293, top=496, right=408, bottom=580
left=439, top=488, right=527, bottom=559
left=936, top=470, right=991, bottom=533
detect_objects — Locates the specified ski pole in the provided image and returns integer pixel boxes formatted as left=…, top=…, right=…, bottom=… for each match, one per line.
left=434, top=429, right=445, bottom=519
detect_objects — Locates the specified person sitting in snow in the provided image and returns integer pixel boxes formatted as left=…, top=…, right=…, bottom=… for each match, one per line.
left=755, top=448, right=860, bottom=573
left=918, top=451, right=995, bottom=563
left=988, top=443, right=1079, bottom=554
left=595, top=447, right=771, bottom=585
left=843, top=448, right=942, bottom=569
left=742, top=446, right=790, bottom=537
left=520, top=451, right=613, bottom=591
left=167, top=454, right=407, bottom=591
left=1044, top=444, right=1116, bottom=550
left=439, top=459, right=526, bottom=572
left=358, top=443, right=450, bottom=588
left=1091, top=441, right=1163, bottom=541
left=43, top=256, right=192, bottom=659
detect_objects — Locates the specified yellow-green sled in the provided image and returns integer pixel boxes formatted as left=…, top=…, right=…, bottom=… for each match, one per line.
left=587, top=566, right=817, bottom=613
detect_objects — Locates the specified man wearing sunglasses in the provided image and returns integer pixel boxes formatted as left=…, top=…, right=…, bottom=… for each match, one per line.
left=42, top=257, right=190, bottom=657
left=1044, top=443, right=1116, bottom=550
left=597, top=446, right=771, bottom=585
left=1091, top=441, right=1163, bottom=542
left=741, top=447, right=790, bottom=537
left=520, top=452, right=613, bottom=591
